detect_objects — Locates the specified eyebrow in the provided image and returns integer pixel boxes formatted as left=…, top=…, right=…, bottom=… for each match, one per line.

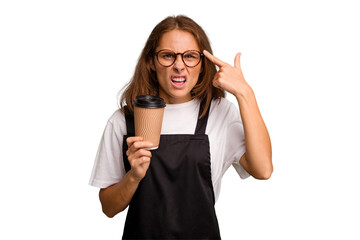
left=155, top=48, right=201, bottom=53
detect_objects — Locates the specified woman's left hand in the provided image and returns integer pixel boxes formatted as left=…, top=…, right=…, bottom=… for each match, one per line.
left=203, top=50, right=251, bottom=97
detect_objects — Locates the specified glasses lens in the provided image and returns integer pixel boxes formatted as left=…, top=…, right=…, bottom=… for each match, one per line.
left=158, top=50, right=175, bottom=67
left=183, top=51, right=201, bottom=67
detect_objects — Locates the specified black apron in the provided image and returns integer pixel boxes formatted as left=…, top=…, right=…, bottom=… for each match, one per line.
left=122, top=101, right=221, bottom=239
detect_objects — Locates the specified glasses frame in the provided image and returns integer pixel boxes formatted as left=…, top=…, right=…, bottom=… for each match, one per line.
left=154, top=49, right=204, bottom=68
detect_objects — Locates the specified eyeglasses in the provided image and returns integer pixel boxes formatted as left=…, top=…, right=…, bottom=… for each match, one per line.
left=154, top=49, right=204, bottom=68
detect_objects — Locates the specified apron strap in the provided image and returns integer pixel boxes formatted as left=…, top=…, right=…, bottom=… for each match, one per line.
left=194, top=99, right=211, bottom=135
left=123, top=106, right=134, bottom=173
left=123, top=106, right=135, bottom=136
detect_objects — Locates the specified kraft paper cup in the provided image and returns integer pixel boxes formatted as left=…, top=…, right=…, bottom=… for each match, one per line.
left=133, top=95, right=166, bottom=150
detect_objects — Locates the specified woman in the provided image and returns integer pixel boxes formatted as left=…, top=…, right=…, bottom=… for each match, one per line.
left=89, top=15, right=272, bottom=239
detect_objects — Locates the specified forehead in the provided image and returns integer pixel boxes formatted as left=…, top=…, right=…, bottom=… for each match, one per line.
left=157, top=30, right=199, bottom=52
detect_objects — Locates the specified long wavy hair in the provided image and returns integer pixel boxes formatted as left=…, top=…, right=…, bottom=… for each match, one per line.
left=119, top=15, right=225, bottom=118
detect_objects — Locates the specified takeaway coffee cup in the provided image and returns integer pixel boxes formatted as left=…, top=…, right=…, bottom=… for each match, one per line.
left=133, top=95, right=166, bottom=150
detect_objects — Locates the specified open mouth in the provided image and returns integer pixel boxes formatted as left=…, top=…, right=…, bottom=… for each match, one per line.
left=171, top=76, right=186, bottom=88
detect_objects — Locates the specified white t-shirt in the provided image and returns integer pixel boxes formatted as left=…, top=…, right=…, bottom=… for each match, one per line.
left=89, top=97, right=250, bottom=202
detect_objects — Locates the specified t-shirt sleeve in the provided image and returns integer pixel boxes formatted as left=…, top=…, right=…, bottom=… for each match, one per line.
left=225, top=103, right=250, bottom=179
left=88, top=112, right=126, bottom=188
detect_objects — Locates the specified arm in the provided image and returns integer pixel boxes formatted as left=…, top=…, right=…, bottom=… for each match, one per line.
left=236, top=88, right=272, bottom=179
left=99, top=171, right=141, bottom=218
left=203, top=50, right=273, bottom=179
left=99, top=137, right=153, bottom=218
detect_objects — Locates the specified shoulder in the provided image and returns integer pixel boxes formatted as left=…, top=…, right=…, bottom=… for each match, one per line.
left=108, top=108, right=125, bottom=124
left=210, top=98, right=240, bottom=123
left=206, top=98, right=240, bottom=136
left=210, top=97, right=233, bottom=111
left=106, top=108, right=127, bottom=137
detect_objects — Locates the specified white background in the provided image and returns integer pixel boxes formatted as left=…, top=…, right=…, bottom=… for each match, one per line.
left=1, top=0, right=359, bottom=239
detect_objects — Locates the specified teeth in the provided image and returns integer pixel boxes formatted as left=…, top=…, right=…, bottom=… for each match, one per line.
left=172, top=77, right=186, bottom=82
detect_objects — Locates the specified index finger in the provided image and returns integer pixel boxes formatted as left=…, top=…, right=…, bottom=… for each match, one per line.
left=126, top=136, right=143, bottom=147
left=132, top=141, right=154, bottom=150
left=203, top=50, right=227, bottom=67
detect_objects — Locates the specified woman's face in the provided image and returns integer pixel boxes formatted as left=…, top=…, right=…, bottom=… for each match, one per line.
left=153, top=30, right=202, bottom=104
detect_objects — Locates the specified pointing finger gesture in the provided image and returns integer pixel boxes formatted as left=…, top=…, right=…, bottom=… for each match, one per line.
left=203, top=50, right=250, bottom=97
left=203, top=50, right=228, bottom=68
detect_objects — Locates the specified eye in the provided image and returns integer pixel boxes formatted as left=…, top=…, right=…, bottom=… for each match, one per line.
left=160, top=52, right=175, bottom=59
left=184, top=52, right=199, bottom=59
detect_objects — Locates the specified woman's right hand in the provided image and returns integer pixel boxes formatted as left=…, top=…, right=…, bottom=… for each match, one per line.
left=126, top=136, right=153, bottom=182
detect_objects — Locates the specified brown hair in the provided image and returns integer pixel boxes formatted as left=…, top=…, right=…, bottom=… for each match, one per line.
left=119, top=15, right=225, bottom=118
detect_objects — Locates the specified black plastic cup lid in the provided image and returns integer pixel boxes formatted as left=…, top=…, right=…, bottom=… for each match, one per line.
left=133, top=95, right=166, bottom=108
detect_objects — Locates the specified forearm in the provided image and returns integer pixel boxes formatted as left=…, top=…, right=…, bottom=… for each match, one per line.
left=99, top=170, right=140, bottom=218
left=236, top=87, right=273, bottom=179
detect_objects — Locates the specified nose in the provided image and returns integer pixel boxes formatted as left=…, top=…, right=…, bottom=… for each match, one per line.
left=173, top=54, right=185, bottom=71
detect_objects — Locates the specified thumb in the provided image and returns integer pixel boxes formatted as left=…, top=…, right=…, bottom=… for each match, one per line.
left=234, top=52, right=242, bottom=69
